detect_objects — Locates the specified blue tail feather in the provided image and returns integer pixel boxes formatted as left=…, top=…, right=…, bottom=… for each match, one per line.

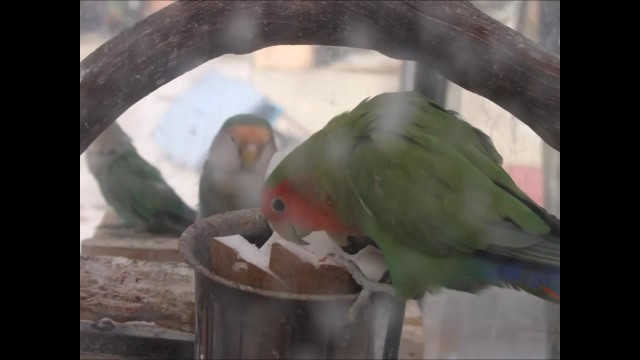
left=479, top=252, right=560, bottom=303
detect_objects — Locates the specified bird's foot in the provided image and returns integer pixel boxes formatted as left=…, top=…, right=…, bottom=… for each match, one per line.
left=326, top=253, right=396, bottom=323
left=327, top=253, right=396, bottom=295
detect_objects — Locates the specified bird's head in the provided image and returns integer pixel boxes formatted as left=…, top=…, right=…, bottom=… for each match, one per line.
left=209, top=114, right=276, bottom=170
left=85, top=122, right=135, bottom=173
left=261, top=148, right=359, bottom=245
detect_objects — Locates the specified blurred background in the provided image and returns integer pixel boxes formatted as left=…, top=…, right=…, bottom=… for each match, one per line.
left=80, top=1, right=559, bottom=359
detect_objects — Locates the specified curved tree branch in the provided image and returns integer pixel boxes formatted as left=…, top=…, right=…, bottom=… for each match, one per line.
left=80, top=0, right=560, bottom=153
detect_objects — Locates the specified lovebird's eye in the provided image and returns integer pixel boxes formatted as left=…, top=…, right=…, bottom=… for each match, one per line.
left=271, top=197, right=286, bottom=213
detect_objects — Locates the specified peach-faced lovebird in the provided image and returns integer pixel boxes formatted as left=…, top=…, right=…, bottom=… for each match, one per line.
left=261, top=92, right=560, bottom=315
left=200, top=114, right=277, bottom=246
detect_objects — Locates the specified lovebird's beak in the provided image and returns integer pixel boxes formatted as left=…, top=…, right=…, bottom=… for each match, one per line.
left=240, top=143, right=259, bottom=168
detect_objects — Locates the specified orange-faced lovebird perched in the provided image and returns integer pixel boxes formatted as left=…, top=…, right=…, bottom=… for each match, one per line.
left=86, top=123, right=196, bottom=236
left=261, top=92, right=560, bottom=319
left=199, top=114, right=277, bottom=246
left=199, top=114, right=277, bottom=217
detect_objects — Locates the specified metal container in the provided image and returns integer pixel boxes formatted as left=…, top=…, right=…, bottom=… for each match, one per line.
left=180, top=209, right=406, bottom=359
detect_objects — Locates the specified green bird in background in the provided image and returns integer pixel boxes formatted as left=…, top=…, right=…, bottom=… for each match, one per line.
left=86, top=123, right=196, bottom=236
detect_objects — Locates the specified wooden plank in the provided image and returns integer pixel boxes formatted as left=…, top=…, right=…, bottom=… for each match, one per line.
left=80, top=255, right=195, bottom=332
left=80, top=319, right=193, bottom=360
left=81, top=210, right=182, bottom=262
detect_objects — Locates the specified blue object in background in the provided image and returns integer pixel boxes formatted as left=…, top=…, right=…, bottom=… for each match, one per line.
left=153, top=69, right=283, bottom=171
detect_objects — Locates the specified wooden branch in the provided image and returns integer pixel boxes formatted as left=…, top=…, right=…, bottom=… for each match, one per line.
left=80, top=255, right=195, bottom=333
left=80, top=0, right=560, bottom=154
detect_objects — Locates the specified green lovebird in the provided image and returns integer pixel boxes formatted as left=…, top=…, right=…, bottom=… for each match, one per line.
left=199, top=114, right=277, bottom=246
left=261, top=92, right=560, bottom=306
left=199, top=115, right=277, bottom=218
left=86, top=123, right=196, bottom=236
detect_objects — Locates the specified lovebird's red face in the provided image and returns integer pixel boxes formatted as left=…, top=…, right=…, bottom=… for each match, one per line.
left=261, top=179, right=313, bottom=244
left=261, top=179, right=359, bottom=244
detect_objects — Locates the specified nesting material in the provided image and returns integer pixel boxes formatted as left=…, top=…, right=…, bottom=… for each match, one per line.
left=209, top=230, right=389, bottom=295
left=209, top=235, right=290, bottom=292
left=269, top=242, right=359, bottom=294
left=209, top=233, right=359, bottom=294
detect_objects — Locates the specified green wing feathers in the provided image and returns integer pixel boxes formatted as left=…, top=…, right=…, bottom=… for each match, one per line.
left=102, top=151, right=196, bottom=235
left=267, top=91, right=561, bottom=301
left=312, top=92, right=559, bottom=301
left=346, top=134, right=552, bottom=255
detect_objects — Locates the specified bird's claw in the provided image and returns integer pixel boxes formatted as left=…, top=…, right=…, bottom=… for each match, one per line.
left=326, top=253, right=396, bottom=296
left=326, top=253, right=396, bottom=324
left=346, top=289, right=372, bottom=323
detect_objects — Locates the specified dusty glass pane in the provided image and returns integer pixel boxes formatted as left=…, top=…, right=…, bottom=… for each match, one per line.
left=417, top=2, right=560, bottom=359
left=81, top=1, right=559, bottom=359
